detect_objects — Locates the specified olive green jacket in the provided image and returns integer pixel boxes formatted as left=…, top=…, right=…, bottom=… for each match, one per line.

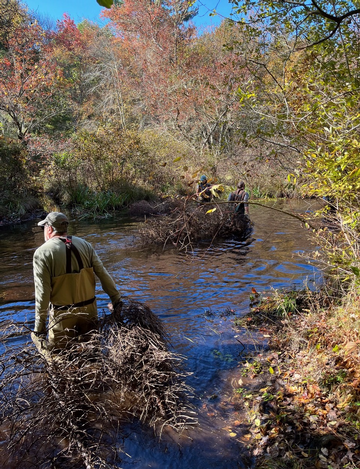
left=33, top=235, right=120, bottom=333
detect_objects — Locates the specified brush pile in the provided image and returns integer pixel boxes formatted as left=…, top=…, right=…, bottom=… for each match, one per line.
left=0, top=300, right=196, bottom=469
left=138, top=197, right=252, bottom=250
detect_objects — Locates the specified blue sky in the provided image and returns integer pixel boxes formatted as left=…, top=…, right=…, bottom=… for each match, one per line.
left=22, top=0, right=235, bottom=30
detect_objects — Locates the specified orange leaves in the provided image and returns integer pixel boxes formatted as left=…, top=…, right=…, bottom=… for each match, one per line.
left=98, top=1, right=247, bottom=149
left=55, top=14, right=89, bottom=54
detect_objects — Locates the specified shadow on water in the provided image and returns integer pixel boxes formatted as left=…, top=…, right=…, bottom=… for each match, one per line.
left=0, top=199, right=322, bottom=468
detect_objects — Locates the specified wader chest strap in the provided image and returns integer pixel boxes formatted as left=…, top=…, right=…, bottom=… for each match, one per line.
left=61, top=236, right=84, bottom=273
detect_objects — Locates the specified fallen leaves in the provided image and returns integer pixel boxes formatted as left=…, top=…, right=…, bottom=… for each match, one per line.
left=230, top=345, right=360, bottom=467
left=230, top=287, right=360, bottom=468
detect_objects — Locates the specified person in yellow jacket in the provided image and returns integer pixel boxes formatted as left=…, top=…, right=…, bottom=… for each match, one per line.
left=33, top=212, right=121, bottom=349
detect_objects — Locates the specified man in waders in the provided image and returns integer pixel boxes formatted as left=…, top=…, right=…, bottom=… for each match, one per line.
left=33, top=212, right=121, bottom=349
left=228, top=181, right=250, bottom=216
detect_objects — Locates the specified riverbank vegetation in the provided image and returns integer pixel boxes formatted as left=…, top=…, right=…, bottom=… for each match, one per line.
left=221, top=1, right=360, bottom=465
left=1, top=0, right=358, bottom=224
left=2, top=0, right=360, bottom=467
left=0, top=0, right=307, bottom=225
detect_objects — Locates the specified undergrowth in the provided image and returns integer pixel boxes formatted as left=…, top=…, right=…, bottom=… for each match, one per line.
left=232, top=285, right=360, bottom=468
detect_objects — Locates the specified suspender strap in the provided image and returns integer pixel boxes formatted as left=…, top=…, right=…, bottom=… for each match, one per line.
left=65, top=237, right=72, bottom=273
left=53, top=237, right=95, bottom=310
left=61, top=236, right=84, bottom=273
left=235, top=189, right=245, bottom=201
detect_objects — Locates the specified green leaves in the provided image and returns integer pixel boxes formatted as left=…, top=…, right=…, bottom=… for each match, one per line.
left=96, top=0, right=113, bottom=8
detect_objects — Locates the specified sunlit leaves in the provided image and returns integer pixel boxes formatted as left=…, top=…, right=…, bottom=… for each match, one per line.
left=210, top=184, right=224, bottom=198
left=236, top=0, right=360, bottom=48
left=101, top=3, right=247, bottom=154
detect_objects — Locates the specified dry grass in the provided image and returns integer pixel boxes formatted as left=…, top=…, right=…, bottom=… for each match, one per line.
left=0, top=300, right=197, bottom=469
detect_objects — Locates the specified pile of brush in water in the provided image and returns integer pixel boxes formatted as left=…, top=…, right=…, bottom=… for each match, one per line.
left=98, top=300, right=196, bottom=429
left=0, top=299, right=196, bottom=469
left=138, top=197, right=252, bottom=250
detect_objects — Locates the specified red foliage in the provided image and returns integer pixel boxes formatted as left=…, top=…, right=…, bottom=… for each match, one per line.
left=102, top=1, right=247, bottom=146
left=0, top=21, right=63, bottom=140
left=55, top=14, right=86, bottom=52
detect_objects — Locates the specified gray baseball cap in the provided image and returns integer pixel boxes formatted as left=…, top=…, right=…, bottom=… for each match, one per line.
left=38, top=212, right=69, bottom=231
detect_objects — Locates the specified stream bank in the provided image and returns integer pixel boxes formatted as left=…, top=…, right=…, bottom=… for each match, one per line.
left=231, top=288, right=360, bottom=469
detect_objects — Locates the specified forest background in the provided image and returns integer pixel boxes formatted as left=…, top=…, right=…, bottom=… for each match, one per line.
left=1, top=0, right=360, bottom=288
left=2, top=0, right=360, bottom=288
left=1, top=0, right=359, bottom=222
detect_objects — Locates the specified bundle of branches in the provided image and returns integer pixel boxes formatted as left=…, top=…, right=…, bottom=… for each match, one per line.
left=0, top=300, right=196, bottom=469
left=98, top=300, right=195, bottom=430
left=101, top=298, right=166, bottom=338
left=138, top=197, right=252, bottom=251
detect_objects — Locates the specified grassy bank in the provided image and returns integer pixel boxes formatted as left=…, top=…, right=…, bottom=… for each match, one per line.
left=0, top=129, right=306, bottom=225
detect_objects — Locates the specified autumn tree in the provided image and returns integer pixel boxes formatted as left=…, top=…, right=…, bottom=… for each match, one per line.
left=51, top=15, right=104, bottom=131
left=227, top=0, right=360, bottom=186
left=226, top=0, right=360, bottom=279
left=101, top=0, right=196, bottom=125
left=77, top=23, right=133, bottom=129
left=0, top=0, right=27, bottom=52
left=0, top=16, right=65, bottom=141
left=100, top=0, right=251, bottom=165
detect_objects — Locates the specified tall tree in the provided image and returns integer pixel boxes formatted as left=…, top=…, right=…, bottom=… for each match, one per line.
left=226, top=0, right=360, bottom=279
left=52, top=15, right=101, bottom=130
left=0, top=0, right=26, bottom=52
left=101, top=1, right=248, bottom=156
left=225, top=0, right=360, bottom=164
left=102, top=0, right=197, bottom=116
left=0, top=17, right=64, bottom=141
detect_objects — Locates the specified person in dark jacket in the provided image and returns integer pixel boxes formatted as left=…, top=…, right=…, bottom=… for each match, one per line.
left=196, top=175, right=212, bottom=201
left=228, top=181, right=250, bottom=216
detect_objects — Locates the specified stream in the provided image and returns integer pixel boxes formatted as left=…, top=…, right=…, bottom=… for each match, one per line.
left=0, top=199, right=322, bottom=468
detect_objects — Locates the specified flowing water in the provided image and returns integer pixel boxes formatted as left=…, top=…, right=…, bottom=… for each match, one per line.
left=0, top=199, right=322, bottom=468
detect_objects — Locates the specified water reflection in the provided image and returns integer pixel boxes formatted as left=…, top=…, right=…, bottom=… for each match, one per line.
left=0, top=200, right=321, bottom=468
